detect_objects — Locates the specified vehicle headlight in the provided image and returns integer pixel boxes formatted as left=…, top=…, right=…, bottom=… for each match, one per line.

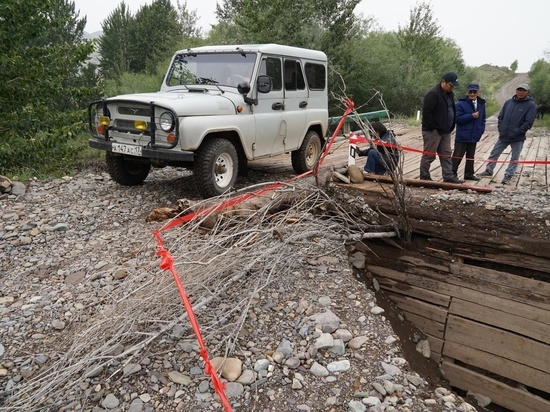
left=159, top=112, right=175, bottom=132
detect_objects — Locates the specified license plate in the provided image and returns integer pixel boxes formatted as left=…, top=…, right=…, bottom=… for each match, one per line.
left=112, top=143, right=142, bottom=156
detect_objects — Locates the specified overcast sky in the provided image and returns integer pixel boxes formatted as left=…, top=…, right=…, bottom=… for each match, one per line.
left=74, top=0, right=548, bottom=73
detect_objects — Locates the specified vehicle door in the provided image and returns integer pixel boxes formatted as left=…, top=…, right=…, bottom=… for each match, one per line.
left=283, top=59, right=309, bottom=151
left=253, top=56, right=287, bottom=156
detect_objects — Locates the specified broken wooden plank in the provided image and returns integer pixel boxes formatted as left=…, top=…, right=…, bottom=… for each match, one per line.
left=375, top=277, right=451, bottom=307
left=444, top=341, right=549, bottom=393
left=449, top=298, right=549, bottom=344
left=399, top=309, right=445, bottom=340
left=385, top=293, right=448, bottom=324
left=450, top=262, right=550, bottom=309
left=442, top=361, right=550, bottom=412
left=445, top=315, right=549, bottom=373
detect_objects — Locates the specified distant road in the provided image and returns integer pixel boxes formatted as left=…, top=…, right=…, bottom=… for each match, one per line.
left=494, top=73, right=529, bottom=107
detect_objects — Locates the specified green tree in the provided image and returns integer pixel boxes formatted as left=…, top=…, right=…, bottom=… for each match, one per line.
left=393, top=1, right=464, bottom=114
left=98, top=1, right=133, bottom=80
left=215, top=0, right=359, bottom=50
left=177, top=0, right=201, bottom=38
left=528, top=59, right=550, bottom=106
left=0, top=0, right=98, bottom=173
left=510, top=59, right=518, bottom=73
left=128, top=0, right=181, bottom=74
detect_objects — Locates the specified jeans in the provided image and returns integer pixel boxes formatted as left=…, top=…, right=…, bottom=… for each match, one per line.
left=364, top=150, right=387, bottom=175
left=420, top=130, right=454, bottom=180
left=484, top=139, right=524, bottom=177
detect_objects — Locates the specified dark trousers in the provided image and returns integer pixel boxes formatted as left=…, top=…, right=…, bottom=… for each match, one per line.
left=420, top=130, right=454, bottom=180
left=452, top=141, right=477, bottom=177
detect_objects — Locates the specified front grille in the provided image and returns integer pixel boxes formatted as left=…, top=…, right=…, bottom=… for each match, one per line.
left=119, top=106, right=152, bottom=116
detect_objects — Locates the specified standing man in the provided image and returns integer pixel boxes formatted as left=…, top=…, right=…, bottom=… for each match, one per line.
left=452, top=83, right=486, bottom=181
left=479, top=83, right=537, bottom=184
left=420, top=72, right=464, bottom=183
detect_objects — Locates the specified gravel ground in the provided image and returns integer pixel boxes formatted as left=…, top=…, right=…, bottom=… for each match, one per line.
left=0, top=166, right=489, bottom=412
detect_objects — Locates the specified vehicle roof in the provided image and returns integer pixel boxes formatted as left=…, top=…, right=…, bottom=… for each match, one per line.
left=174, top=44, right=327, bottom=62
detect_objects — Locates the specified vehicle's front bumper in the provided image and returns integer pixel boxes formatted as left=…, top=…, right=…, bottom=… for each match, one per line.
left=88, top=139, right=195, bottom=162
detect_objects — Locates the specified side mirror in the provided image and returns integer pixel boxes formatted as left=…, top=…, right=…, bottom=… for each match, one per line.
left=257, top=75, right=272, bottom=94
left=237, top=82, right=251, bottom=95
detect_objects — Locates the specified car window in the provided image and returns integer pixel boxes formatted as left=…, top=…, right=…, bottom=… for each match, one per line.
left=305, top=63, right=326, bottom=90
left=259, top=57, right=282, bottom=91
left=284, top=60, right=305, bottom=91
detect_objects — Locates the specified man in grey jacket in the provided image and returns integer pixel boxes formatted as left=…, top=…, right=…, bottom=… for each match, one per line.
left=479, top=83, right=537, bottom=184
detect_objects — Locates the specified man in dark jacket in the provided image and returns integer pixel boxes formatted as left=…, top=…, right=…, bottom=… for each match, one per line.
left=420, top=72, right=464, bottom=183
left=452, top=83, right=486, bottom=181
left=479, top=83, right=537, bottom=184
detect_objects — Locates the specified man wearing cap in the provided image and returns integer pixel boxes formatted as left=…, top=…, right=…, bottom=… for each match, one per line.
left=479, top=83, right=537, bottom=185
left=452, top=83, right=486, bottom=181
left=420, top=72, right=464, bottom=183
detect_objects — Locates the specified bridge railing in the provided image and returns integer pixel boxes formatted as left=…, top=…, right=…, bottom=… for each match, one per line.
left=329, top=109, right=390, bottom=135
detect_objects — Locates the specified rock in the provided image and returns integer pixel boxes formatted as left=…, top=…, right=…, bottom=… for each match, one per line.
left=225, top=382, right=244, bottom=397
left=101, top=393, right=120, bottom=409
left=327, top=360, right=350, bottom=372
left=348, top=165, right=364, bottom=183
left=314, top=333, right=334, bottom=350
left=167, top=371, right=192, bottom=385
left=310, top=310, right=340, bottom=333
left=309, top=362, right=329, bottom=377
left=209, top=357, right=242, bottom=382
left=467, top=391, right=492, bottom=407
left=415, top=339, right=431, bottom=358
left=370, top=306, right=385, bottom=315
left=347, top=336, right=368, bottom=349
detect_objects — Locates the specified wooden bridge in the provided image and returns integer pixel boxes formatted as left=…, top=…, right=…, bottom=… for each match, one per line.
left=250, top=116, right=549, bottom=192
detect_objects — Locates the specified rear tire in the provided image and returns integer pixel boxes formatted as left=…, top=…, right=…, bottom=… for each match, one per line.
left=193, top=138, right=238, bottom=198
left=291, top=130, right=322, bottom=174
left=105, top=152, right=150, bottom=186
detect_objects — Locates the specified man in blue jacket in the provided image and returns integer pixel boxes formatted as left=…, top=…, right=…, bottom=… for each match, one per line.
left=452, top=83, right=486, bottom=181
left=479, top=83, right=537, bottom=184
left=420, top=72, right=464, bottom=183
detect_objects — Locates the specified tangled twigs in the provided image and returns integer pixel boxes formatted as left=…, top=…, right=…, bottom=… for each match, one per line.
left=2, top=184, right=397, bottom=410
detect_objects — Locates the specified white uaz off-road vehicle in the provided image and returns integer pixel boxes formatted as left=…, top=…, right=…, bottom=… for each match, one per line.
left=88, top=44, right=329, bottom=197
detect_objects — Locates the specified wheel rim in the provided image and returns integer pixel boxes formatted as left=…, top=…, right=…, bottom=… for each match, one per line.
left=214, top=152, right=234, bottom=188
left=305, top=139, right=320, bottom=168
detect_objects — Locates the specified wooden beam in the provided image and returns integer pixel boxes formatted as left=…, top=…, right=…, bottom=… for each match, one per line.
left=356, top=173, right=493, bottom=193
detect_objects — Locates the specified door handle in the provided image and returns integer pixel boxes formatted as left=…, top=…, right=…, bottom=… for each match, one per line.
left=299, top=101, right=308, bottom=108
left=272, top=102, right=284, bottom=110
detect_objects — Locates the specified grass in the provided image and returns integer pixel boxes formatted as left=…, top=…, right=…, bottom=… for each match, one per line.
left=7, top=132, right=105, bottom=182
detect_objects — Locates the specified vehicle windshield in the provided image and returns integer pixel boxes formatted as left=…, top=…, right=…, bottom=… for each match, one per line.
left=166, top=52, right=257, bottom=88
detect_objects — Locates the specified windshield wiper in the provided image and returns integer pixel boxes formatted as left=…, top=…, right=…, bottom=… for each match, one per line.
left=195, top=77, right=224, bottom=93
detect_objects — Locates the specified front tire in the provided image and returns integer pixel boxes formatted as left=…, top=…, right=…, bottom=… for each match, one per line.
left=193, top=138, right=238, bottom=198
left=291, top=130, right=322, bottom=174
left=105, top=152, right=150, bottom=186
